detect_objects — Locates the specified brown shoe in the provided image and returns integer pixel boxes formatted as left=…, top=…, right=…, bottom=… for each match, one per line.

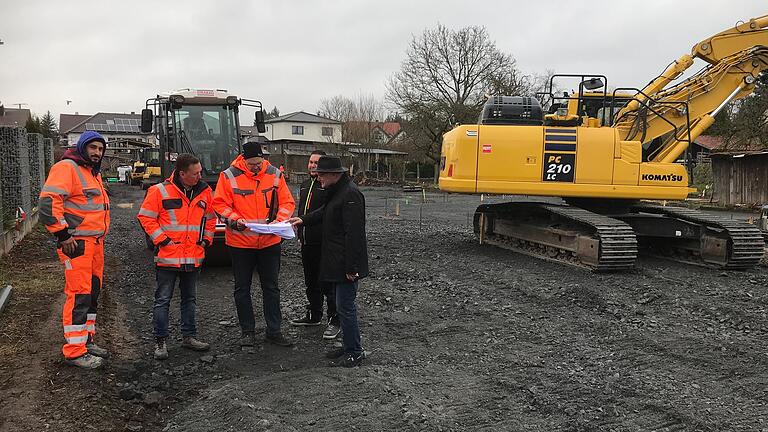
left=182, top=336, right=210, bottom=352
left=154, top=337, right=168, bottom=360
left=265, top=333, right=294, bottom=347
left=65, top=353, right=104, bottom=369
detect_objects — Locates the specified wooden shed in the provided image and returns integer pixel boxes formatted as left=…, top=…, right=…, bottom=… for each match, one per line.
left=711, top=151, right=768, bottom=206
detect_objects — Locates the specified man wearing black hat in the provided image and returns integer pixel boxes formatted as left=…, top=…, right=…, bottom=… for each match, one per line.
left=213, top=140, right=296, bottom=348
left=290, top=150, right=340, bottom=341
left=289, top=155, right=368, bottom=367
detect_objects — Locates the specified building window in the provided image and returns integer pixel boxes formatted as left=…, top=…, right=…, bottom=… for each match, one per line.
left=292, top=125, right=304, bottom=135
left=322, top=127, right=333, bottom=137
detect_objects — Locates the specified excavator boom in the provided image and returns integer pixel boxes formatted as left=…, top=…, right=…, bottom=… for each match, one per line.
left=615, top=14, right=768, bottom=163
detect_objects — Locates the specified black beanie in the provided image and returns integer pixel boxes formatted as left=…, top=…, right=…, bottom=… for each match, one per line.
left=243, top=141, right=264, bottom=158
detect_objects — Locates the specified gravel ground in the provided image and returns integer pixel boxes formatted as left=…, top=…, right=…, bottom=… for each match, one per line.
left=1, top=182, right=767, bottom=431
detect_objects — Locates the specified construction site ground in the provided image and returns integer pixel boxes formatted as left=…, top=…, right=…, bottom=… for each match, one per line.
left=1, top=183, right=767, bottom=431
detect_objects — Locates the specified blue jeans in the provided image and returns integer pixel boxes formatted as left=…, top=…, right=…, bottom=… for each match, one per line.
left=153, top=268, right=198, bottom=338
left=335, top=280, right=362, bottom=355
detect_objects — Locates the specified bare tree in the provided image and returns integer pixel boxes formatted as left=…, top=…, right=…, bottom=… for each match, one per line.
left=387, top=24, right=532, bottom=178
left=319, top=95, right=355, bottom=144
left=319, top=94, right=385, bottom=175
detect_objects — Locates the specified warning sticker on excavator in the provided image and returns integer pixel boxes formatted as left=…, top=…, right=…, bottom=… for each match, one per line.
left=482, top=144, right=492, bottom=153
left=543, top=153, right=575, bottom=182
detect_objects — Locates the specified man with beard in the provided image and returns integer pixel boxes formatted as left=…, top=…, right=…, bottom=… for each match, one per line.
left=39, top=131, right=111, bottom=369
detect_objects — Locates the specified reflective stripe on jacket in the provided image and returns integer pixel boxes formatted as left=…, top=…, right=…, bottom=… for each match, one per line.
left=39, top=159, right=110, bottom=239
left=212, top=156, right=295, bottom=249
left=137, top=174, right=216, bottom=269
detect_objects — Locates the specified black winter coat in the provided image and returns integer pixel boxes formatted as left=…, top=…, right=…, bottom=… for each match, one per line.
left=297, top=176, right=326, bottom=246
left=300, top=175, right=369, bottom=282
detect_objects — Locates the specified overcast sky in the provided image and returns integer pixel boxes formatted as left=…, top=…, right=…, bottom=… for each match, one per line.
left=0, top=0, right=764, bottom=124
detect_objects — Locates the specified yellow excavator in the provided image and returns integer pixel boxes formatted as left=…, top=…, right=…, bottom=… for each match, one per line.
left=439, top=14, right=768, bottom=270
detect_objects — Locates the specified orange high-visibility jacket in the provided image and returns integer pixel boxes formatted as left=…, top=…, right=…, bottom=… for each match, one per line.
left=137, top=174, right=216, bottom=268
left=212, top=156, right=295, bottom=249
left=39, top=158, right=110, bottom=240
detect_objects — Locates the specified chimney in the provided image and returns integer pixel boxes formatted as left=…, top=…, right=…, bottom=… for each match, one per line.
left=131, top=111, right=135, bottom=115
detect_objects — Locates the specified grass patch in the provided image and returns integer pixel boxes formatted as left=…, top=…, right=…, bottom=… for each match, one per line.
left=0, top=227, right=62, bottom=357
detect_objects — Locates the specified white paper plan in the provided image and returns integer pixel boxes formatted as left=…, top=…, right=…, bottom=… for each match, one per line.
left=245, top=222, right=296, bottom=240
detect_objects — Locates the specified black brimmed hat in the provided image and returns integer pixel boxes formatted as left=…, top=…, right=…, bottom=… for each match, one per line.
left=314, top=155, right=346, bottom=173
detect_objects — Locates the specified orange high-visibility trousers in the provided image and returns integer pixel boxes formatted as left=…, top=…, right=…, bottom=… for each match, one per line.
left=57, top=238, right=104, bottom=359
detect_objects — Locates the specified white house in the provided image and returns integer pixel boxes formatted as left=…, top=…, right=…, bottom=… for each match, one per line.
left=263, top=111, right=341, bottom=143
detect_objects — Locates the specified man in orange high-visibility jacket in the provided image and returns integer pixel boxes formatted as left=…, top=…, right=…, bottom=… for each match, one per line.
left=212, top=140, right=295, bottom=348
left=138, top=154, right=216, bottom=360
left=39, top=131, right=110, bottom=369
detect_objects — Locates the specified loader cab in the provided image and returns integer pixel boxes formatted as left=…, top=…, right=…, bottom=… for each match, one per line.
left=168, top=104, right=240, bottom=179
left=142, top=89, right=266, bottom=185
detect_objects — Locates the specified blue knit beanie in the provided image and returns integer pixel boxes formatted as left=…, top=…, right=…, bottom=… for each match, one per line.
left=76, top=131, right=106, bottom=172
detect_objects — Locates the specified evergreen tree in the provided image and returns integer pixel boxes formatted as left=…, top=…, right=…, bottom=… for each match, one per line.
left=25, top=115, right=42, bottom=134
left=40, top=111, right=58, bottom=139
left=264, top=106, right=280, bottom=120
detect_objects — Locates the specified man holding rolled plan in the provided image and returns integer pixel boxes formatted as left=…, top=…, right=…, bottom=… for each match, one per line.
left=212, top=140, right=296, bottom=348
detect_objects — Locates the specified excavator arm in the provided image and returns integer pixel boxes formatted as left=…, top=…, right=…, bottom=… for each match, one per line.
left=613, top=14, right=768, bottom=163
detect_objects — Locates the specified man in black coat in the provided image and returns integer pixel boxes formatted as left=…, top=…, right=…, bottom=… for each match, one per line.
left=289, top=150, right=340, bottom=340
left=289, top=155, right=368, bottom=367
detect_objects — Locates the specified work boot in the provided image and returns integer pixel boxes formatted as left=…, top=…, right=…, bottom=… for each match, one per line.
left=239, top=332, right=256, bottom=347
left=265, top=333, right=294, bottom=347
left=182, top=336, right=210, bottom=352
left=290, top=310, right=322, bottom=326
left=322, top=319, right=341, bottom=340
left=86, top=335, right=110, bottom=358
left=65, top=353, right=104, bottom=369
left=325, top=347, right=345, bottom=359
left=154, top=337, right=168, bottom=360
left=329, top=352, right=365, bottom=368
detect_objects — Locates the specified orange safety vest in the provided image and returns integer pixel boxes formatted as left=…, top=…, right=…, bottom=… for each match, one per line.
left=212, top=156, right=295, bottom=249
left=39, top=158, right=110, bottom=239
left=137, top=174, right=216, bottom=268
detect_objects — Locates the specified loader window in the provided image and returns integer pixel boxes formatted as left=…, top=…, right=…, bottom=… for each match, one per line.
left=173, top=105, right=239, bottom=176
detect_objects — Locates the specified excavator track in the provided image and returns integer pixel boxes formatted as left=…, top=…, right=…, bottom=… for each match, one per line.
left=625, top=204, right=765, bottom=269
left=474, top=202, right=637, bottom=271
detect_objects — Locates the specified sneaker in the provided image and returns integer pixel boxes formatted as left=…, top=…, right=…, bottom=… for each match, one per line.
left=325, top=348, right=345, bottom=359
left=329, top=352, right=365, bottom=368
left=265, top=333, right=294, bottom=347
left=65, top=353, right=104, bottom=369
left=322, top=321, right=341, bottom=340
left=239, top=332, right=256, bottom=347
left=290, top=310, right=322, bottom=326
left=154, top=337, right=168, bottom=360
left=182, top=336, right=210, bottom=352
left=86, top=337, right=110, bottom=358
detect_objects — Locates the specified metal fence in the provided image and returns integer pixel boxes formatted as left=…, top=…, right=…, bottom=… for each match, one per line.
left=0, top=127, right=53, bottom=229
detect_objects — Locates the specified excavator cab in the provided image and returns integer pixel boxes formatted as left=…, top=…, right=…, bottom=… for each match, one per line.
left=541, top=75, right=632, bottom=127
